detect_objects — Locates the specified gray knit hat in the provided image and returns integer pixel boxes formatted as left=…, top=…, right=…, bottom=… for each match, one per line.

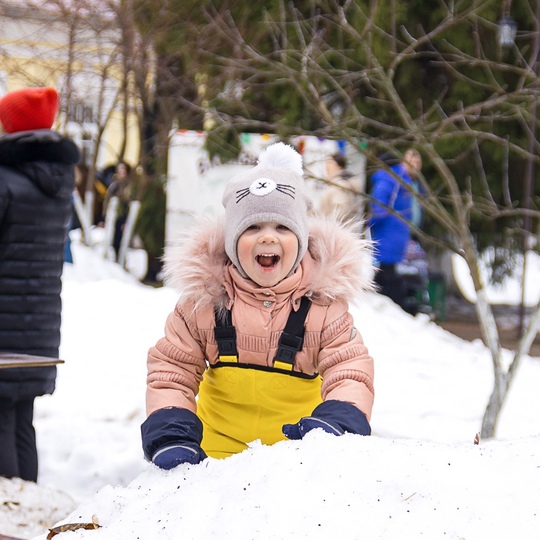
left=223, top=142, right=312, bottom=277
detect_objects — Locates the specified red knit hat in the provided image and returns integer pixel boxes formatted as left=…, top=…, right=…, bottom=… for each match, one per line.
left=0, top=87, right=59, bottom=133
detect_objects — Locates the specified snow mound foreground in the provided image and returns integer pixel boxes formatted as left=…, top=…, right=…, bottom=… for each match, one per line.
left=0, top=476, right=76, bottom=539
left=33, top=432, right=540, bottom=540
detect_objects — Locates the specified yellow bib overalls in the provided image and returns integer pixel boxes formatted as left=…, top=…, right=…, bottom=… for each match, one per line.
left=197, top=298, right=322, bottom=458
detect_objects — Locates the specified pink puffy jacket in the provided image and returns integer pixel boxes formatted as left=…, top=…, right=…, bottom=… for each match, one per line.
left=146, top=215, right=375, bottom=422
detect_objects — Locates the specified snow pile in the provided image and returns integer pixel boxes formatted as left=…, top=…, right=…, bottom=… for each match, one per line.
left=0, top=477, right=75, bottom=539
left=36, top=433, right=540, bottom=540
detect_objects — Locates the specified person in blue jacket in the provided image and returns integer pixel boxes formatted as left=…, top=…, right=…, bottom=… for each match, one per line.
left=368, top=148, right=423, bottom=310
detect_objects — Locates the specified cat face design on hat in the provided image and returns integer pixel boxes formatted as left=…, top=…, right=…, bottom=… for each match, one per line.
left=223, top=143, right=311, bottom=279
left=236, top=178, right=295, bottom=202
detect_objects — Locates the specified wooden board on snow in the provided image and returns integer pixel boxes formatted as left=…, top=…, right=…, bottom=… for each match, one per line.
left=0, top=353, right=65, bottom=369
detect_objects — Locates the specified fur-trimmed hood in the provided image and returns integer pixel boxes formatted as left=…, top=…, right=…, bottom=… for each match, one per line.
left=164, top=214, right=375, bottom=312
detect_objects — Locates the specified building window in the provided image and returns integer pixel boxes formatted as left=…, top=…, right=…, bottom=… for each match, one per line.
left=68, top=101, right=95, bottom=124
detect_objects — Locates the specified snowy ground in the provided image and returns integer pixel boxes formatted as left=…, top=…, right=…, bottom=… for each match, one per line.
left=1, top=238, right=539, bottom=539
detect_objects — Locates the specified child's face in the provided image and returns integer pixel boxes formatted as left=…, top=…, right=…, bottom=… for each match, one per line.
left=237, top=222, right=299, bottom=287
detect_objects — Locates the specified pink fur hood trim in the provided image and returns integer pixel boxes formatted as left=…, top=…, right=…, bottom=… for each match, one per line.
left=164, top=214, right=375, bottom=312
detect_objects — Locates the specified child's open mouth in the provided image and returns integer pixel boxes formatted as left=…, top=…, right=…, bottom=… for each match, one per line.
left=256, top=254, right=280, bottom=268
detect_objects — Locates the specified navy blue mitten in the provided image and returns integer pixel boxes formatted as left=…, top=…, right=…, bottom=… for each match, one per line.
left=141, top=408, right=207, bottom=469
left=282, top=400, right=371, bottom=440
left=152, top=442, right=207, bottom=469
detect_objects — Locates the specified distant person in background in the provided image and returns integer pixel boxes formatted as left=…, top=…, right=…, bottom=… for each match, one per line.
left=0, top=87, right=79, bottom=481
left=102, top=161, right=133, bottom=261
left=318, top=152, right=363, bottom=224
left=368, top=148, right=423, bottom=310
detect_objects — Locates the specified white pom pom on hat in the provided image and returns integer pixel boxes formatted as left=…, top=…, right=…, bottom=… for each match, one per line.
left=222, top=142, right=312, bottom=278
left=257, top=141, right=303, bottom=174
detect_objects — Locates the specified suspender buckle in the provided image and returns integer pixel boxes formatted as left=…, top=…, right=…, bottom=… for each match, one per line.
left=215, top=325, right=238, bottom=362
left=273, top=333, right=303, bottom=371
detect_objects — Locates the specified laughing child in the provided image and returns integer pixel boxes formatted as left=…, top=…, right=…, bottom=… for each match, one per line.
left=141, top=142, right=375, bottom=467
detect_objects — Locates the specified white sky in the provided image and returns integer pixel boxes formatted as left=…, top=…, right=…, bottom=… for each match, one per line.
left=1, top=238, right=539, bottom=540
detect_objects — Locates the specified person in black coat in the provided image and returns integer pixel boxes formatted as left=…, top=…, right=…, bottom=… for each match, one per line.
left=0, top=87, right=80, bottom=481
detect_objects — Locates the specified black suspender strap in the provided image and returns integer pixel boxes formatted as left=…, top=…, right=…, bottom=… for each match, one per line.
left=272, top=296, right=312, bottom=372
left=213, top=296, right=312, bottom=371
left=214, top=309, right=239, bottom=362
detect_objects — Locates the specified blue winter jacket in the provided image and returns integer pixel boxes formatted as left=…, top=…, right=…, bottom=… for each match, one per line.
left=368, top=163, right=414, bottom=265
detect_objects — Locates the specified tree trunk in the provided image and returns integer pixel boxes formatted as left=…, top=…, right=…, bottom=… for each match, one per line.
left=103, top=197, right=119, bottom=261
left=480, top=370, right=508, bottom=438
left=73, top=191, right=93, bottom=246
left=118, top=200, right=141, bottom=268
